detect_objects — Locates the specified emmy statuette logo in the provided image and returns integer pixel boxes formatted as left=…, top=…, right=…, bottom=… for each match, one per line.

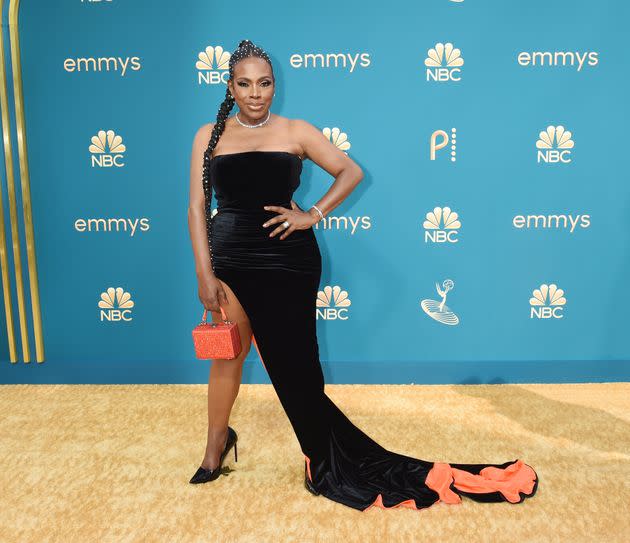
left=420, top=279, right=460, bottom=325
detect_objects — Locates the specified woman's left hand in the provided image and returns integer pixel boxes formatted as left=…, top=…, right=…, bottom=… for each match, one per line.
left=262, top=200, right=318, bottom=240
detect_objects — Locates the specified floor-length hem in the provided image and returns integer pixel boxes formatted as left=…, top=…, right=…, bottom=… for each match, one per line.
left=207, top=151, right=540, bottom=513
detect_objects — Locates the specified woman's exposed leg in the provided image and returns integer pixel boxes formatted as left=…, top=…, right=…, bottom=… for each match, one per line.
left=200, top=278, right=252, bottom=470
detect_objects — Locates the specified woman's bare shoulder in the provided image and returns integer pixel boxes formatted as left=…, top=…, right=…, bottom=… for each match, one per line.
left=288, top=118, right=322, bottom=141
left=192, top=122, right=215, bottom=148
left=196, top=121, right=215, bottom=137
left=288, top=117, right=320, bottom=131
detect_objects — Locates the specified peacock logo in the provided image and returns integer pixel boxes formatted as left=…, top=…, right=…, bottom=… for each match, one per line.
left=89, top=130, right=126, bottom=168
left=196, top=45, right=231, bottom=85
left=316, top=285, right=351, bottom=320
left=529, top=283, right=566, bottom=319
left=98, top=287, right=134, bottom=322
left=322, top=127, right=351, bottom=154
left=423, top=207, right=461, bottom=243
left=536, top=125, right=574, bottom=163
left=425, top=42, right=464, bottom=82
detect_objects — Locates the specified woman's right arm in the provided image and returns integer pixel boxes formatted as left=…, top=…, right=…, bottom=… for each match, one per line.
left=188, top=123, right=227, bottom=312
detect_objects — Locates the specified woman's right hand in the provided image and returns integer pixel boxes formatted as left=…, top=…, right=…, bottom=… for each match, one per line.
left=198, top=273, right=228, bottom=313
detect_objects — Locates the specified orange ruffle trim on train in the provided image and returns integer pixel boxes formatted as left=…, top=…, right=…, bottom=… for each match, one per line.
left=366, top=458, right=537, bottom=511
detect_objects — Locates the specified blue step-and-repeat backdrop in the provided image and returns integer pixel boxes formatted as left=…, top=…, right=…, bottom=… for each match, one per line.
left=1, top=0, right=629, bottom=384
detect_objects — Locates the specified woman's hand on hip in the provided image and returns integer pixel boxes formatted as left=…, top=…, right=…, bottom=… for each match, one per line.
left=262, top=200, right=319, bottom=240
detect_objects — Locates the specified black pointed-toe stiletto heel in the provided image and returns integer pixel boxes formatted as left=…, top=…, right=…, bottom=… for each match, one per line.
left=189, top=426, right=238, bottom=484
left=304, top=459, right=319, bottom=496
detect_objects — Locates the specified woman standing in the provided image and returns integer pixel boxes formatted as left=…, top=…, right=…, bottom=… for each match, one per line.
left=187, top=39, right=539, bottom=511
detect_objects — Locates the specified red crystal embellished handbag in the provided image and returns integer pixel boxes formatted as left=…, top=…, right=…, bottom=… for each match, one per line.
left=192, top=306, right=242, bottom=360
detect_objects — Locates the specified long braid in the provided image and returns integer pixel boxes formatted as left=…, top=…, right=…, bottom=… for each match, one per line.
left=201, top=39, right=274, bottom=273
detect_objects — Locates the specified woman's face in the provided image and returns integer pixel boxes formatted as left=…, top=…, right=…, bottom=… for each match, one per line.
left=228, top=57, right=274, bottom=119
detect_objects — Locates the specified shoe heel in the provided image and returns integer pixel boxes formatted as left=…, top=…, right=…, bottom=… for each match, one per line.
left=234, top=441, right=238, bottom=462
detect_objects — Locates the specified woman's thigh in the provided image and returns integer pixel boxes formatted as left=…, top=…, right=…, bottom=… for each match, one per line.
left=209, top=278, right=253, bottom=360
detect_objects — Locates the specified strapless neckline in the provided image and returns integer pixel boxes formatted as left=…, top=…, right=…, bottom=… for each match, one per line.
left=210, top=150, right=302, bottom=162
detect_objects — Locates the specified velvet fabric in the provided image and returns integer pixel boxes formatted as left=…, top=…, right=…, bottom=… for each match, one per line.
left=208, top=150, right=539, bottom=511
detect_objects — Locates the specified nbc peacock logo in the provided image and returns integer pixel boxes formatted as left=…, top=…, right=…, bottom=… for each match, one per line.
left=430, top=128, right=457, bottom=161
left=89, top=130, right=126, bottom=168
left=322, top=127, right=351, bottom=154
left=196, top=45, right=231, bottom=85
left=536, top=125, right=574, bottom=163
left=425, top=42, right=464, bottom=82
left=98, top=287, right=134, bottom=322
left=423, top=207, right=461, bottom=243
left=529, top=283, right=566, bottom=319
left=420, top=279, right=460, bottom=325
left=316, top=285, right=351, bottom=320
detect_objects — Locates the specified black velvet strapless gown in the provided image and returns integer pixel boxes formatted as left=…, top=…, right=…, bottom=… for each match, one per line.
left=208, top=150, right=539, bottom=512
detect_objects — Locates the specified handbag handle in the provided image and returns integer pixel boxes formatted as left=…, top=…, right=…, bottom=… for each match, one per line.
left=200, top=305, right=232, bottom=325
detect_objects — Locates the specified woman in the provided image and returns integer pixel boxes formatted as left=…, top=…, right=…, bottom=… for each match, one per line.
left=187, top=39, right=539, bottom=511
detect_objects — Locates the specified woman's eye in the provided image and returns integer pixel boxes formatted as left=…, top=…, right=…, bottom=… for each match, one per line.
left=236, top=80, right=270, bottom=87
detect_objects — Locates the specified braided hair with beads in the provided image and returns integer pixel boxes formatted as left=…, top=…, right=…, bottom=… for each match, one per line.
left=201, top=39, right=274, bottom=273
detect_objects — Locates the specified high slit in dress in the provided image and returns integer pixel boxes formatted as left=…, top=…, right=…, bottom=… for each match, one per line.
left=207, top=149, right=539, bottom=512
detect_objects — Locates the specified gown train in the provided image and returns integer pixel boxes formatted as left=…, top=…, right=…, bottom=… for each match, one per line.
left=207, top=150, right=539, bottom=512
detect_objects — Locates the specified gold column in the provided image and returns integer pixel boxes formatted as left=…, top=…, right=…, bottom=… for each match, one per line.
left=0, top=0, right=45, bottom=363
left=0, top=0, right=20, bottom=362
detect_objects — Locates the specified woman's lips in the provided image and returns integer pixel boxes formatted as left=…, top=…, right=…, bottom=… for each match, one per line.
left=248, top=103, right=264, bottom=109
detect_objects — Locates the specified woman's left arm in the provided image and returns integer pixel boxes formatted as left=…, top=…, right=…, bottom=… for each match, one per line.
left=263, top=119, right=364, bottom=240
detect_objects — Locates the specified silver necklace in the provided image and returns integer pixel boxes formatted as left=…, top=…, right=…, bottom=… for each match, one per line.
left=235, top=110, right=270, bottom=128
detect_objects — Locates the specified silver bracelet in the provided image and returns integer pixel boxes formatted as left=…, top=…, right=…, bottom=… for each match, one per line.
left=310, top=205, right=324, bottom=222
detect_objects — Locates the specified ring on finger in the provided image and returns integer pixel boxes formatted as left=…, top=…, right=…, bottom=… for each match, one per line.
left=282, top=221, right=290, bottom=228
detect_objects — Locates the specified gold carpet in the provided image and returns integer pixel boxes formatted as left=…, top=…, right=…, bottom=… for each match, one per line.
left=1, top=382, right=629, bottom=543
